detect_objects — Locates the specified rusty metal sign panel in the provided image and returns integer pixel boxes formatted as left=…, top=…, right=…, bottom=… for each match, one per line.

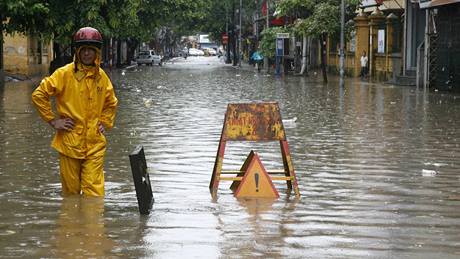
left=223, top=102, right=286, bottom=141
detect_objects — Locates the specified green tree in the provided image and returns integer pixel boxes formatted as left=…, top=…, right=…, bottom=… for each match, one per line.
left=1, top=0, right=49, bottom=35
left=1, top=0, right=49, bottom=83
left=196, top=0, right=257, bottom=65
left=1, top=0, right=223, bottom=75
left=276, top=0, right=359, bottom=82
left=138, top=0, right=210, bottom=57
left=276, top=0, right=315, bottom=19
left=197, top=0, right=256, bottom=41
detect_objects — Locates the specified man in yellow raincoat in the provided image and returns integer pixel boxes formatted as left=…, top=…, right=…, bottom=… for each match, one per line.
left=32, top=27, right=118, bottom=196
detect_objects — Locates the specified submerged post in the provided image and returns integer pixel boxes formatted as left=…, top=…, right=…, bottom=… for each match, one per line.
left=264, top=0, right=270, bottom=72
left=339, top=0, right=345, bottom=88
left=129, top=145, right=154, bottom=215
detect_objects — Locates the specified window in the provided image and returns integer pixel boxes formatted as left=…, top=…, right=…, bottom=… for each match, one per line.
left=349, top=30, right=356, bottom=52
left=391, top=21, right=402, bottom=53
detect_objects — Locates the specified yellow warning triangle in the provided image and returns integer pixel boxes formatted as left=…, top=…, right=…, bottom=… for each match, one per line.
left=233, top=151, right=279, bottom=198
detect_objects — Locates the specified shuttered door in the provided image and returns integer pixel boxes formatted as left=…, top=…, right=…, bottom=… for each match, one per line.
left=452, top=7, right=460, bottom=91
left=436, top=5, right=460, bottom=91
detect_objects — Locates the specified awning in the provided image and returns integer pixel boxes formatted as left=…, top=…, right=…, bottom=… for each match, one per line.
left=419, top=0, right=460, bottom=8
left=361, top=0, right=379, bottom=8
left=359, top=0, right=404, bottom=12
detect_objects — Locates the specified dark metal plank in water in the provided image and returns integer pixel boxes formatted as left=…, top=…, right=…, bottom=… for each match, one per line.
left=129, top=145, right=154, bottom=215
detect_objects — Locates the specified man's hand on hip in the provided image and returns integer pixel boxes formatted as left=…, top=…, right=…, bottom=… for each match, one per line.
left=49, top=118, right=75, bottom=131
left=98, top=122, right=105, bottom=134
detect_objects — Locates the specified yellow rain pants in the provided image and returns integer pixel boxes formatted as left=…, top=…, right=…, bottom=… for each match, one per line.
left=59, top=154, right=105, bottom=196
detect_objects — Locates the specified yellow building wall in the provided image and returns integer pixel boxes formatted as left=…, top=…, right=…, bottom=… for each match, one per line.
left=3, top=32, right=52, bottom=77
left=326, top=9, right=403, bottom=81
left=327, top=52, right=358, bottom=77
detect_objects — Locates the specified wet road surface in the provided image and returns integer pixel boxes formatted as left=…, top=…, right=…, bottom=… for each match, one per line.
left=1, top=56, right=460, bottom=258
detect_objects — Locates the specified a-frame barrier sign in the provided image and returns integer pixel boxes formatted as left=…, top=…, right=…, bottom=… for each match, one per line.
left=209, top=102, right=300, bottom=197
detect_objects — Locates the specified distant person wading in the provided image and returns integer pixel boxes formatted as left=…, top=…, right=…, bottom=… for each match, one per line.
left=32, top=27, right=118, bottom=197
left=360, top=50, right=369, bottom=79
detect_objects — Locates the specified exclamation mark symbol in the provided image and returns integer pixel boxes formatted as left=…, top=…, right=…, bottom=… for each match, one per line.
left=255, top=172, right=259, bottom=192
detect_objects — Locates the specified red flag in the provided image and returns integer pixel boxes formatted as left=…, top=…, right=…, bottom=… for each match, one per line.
left=262, top=0, right=267, bottom=16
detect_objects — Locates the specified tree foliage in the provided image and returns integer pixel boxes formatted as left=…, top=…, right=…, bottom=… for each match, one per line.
left=295, top=3, right=339, bottom=37
left=276, top=0, right=315, bottom=19
left=275, top=0, right=359, bottom=82
left=1, top=0, right=49, bottom=35
left=276, top=0, right=359, bottom=38
left=196, top=0, right=257, bottom=42
left=1, top=0, right=211, bottom=45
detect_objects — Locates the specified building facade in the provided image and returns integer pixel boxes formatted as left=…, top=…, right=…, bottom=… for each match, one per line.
left=327, top=0, right=405, bottom=82
left=327, top=0, right=459, bottom=91
left=2, top=32, right=52, bottom=78
left=415, top=0, right=460, bottom=91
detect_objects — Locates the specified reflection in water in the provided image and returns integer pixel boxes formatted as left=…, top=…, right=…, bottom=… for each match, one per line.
left=214, top=197, right=299, bottom=258
left=48, top=197, right=115, bottom=258
left=237, top=197, right=276, bottom=215
left=235, top=198, right=279, bottom=257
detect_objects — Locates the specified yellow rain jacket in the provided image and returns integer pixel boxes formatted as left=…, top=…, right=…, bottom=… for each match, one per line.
left=32, top=58, right=118, bottom=159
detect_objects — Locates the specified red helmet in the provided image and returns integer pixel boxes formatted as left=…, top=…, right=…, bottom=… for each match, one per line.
left=73, top=27, right=103, bottom=49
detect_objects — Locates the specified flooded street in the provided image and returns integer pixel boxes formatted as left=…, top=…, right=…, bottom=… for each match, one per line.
left=1, top=56, right=460, bottom=258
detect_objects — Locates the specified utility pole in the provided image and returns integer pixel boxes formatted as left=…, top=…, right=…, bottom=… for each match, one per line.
left=264, top=0, right=270, bottom=72
left=255, top=0, right=259, bottom=39
left=238, top=0, right=242, bottom=67
left=339, top=0, right=345, bottom=87
left=226, top=6, right=231, bottom=64
left=0, top=23, right=3, bottom=87
left=232, top=0, right=238, bottom=66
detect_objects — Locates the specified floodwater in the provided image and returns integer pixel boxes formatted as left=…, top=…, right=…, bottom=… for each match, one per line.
left=1, top=56, right=460, bottom=258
